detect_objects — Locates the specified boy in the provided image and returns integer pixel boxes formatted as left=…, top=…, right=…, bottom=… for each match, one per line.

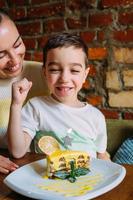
left=8, top=33, right=109, bottom=160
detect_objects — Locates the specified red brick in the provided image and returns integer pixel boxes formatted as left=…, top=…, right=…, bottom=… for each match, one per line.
left=0, top=0, right=6, bottom=7
left=100, top=109, right=119, bottom=119
left=66, top=17, right=86, bottom=29
left=89, top=13, right=112, bottom=27
left=33, top=51, right=43, bottom=62
left=25, top=52, right=32, bottom=61
left=101, top=0, right=133, bottom=8
left=113, top=29, right=133, bottom=42
left=31, top=0, right=48, bottom=4
left=17, top=22, right=41, bottom=36
left=97, top=31, right=105, bottom=41
left=37, top=36, right=48, bottom=49
left=23, top=38, right=36, bottom=50
left=67, top=0, right=96, bottom=10
left=8, top=0, right=28, bottom=6
left=123, top=112, right=133, bottom=120
left=88, top=64, right=97, bottom=77
left=45, top=19, right=65, bottom=33
left=80, top=31, right=95, bottom=43
left=88, top=47, right=108, bottom=60
left=119, top=12, right=133, bottom=25
left=27, top=3, right=65, bottom=18
left=9, top=8, right=26, bottom=20
left=82, top=80, right=90, bottom=89
left=86, top=95, right=102, bottom=106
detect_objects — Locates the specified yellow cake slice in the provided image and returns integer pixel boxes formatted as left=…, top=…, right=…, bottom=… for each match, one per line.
left=46, top=149, right=90, bottom=180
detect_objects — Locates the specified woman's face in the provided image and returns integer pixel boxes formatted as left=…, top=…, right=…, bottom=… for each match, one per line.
left=0, top=18, right=25, bottom=79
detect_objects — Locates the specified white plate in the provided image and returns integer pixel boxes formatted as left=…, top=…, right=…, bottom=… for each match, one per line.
left=4, top=158, right=126, bottom=200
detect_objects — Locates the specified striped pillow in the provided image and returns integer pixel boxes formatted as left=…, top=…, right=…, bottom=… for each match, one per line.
left=112, top=137, right=133, bottom=164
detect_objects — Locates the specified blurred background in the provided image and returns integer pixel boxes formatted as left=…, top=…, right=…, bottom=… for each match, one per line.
left=1, top=0, right=133, bottom=119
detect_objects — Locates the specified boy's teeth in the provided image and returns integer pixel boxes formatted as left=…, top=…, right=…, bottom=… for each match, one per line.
left=60, top=87, right=69, bottom=91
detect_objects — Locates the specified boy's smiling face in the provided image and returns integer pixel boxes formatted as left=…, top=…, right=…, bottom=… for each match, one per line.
left=44, top=46, right=89, bottom=106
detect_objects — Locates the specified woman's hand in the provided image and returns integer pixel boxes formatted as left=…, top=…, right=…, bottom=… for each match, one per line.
left=11, top=78, right=32, bottom=107
left=0, top=155, right=19, bottom=174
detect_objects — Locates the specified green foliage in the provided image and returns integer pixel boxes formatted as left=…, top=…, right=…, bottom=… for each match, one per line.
left=54, top=160, right=90, bottom=183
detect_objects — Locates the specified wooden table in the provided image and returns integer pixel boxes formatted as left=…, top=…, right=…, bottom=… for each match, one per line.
left=0, top=150, right=133, bottom=200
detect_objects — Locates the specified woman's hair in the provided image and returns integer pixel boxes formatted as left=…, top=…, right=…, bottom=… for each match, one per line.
left=0, top=8, right=11, bottom=23
left=43, top=32, right=88, bottom=68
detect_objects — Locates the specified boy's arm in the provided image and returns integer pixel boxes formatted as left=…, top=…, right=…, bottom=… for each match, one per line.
left=96, top=113, right=110, bottom=160
left=7, top=78, right=32, bottom=158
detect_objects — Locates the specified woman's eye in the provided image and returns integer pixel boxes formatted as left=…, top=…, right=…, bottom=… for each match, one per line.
left=0, top=52, right=6, bottom=59
left=14, top=41, right=22, bottom=49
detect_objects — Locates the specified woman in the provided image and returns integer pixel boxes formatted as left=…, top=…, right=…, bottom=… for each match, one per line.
left=0, top=9, right=48, bottom=173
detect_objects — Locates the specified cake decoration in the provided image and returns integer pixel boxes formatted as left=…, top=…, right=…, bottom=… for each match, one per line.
left=37, top=135, right=60, bottom=155
left=36, top=134, right=90, bottom=183
left=62, top=128, right=73, bottom=148
left=46, top=149, right=90, bottom=183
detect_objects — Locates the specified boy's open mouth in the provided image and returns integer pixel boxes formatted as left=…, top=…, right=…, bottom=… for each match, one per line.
left=56, top=87, right=73, bottom=91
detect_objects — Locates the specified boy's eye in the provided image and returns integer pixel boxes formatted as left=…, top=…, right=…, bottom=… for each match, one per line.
left=49, top=69, right=61, bottom=73
left=71, top=69, right=80, bottom=73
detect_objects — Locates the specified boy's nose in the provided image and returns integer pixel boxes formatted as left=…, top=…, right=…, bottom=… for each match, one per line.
left=60, top=71, right=69, bottom=82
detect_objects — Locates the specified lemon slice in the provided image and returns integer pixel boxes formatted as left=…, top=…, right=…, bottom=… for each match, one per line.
left=38, top=136, right=60, bottom=155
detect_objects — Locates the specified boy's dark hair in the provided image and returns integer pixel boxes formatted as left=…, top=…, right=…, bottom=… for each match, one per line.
left=43, top=32, right=88, bottom=68
left=0, top=8, right=11, bottom=23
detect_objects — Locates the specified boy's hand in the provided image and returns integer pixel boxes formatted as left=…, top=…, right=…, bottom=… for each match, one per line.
left=97, top=151, right=110, bottom=160
left=12, top=78, right=32, bottom=106
left=0, top=155, right=19, bottom=174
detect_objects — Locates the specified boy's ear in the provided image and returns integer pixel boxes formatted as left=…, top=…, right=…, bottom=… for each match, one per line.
left=85, top=66, right=90, bottom=78
left=83, top=66, right=90, bottom=83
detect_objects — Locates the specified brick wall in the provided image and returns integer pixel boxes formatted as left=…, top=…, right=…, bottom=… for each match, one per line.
left=1, top=0, right=133, bottom=119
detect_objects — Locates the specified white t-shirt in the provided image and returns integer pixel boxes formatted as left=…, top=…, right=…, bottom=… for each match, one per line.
left=21, top=96, right=107, bottom=158
left=0, top=61, right=49, bottom=148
